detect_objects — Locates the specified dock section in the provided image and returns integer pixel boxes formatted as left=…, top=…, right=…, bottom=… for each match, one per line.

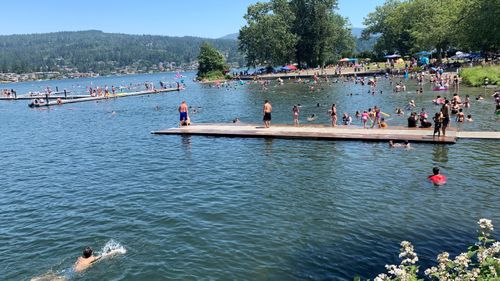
left=152, top=124, right=462, bottom=144
left=29, top=88, right=179, bottom=107
left=1, top=94, right=88, bottom=101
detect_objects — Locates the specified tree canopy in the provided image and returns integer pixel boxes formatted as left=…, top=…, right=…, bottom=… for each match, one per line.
left=362, top=0, right=499, bottom=57
left=238, top=0, right=354, bottom=68
left=197, top=42, right=227, bottom=80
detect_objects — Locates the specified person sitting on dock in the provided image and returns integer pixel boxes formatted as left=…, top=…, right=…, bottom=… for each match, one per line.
left=179, top=100, right=189, bottom=127
left=341, top=112, right=352, bottom=125
left=379, top=118, right=388, bottom=128
left=407, top=112, right=418, bottom=128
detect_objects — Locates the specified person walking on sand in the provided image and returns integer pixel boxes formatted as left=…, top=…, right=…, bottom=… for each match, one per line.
left=179, top=100, right=189, bottom=127
left=263, top=100, right=272, bottom=128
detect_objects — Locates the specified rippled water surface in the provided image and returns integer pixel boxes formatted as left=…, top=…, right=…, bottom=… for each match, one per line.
left=0, top=72, right=498, bottom=280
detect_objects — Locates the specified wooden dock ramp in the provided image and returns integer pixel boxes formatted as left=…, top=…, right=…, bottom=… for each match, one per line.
left=152, top=124, right=465, bottom=144
left=28, top=88, right=179, bottom=107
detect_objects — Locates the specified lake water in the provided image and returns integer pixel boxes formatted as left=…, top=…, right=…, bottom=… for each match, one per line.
left=1, top=72, right=498, bottom=280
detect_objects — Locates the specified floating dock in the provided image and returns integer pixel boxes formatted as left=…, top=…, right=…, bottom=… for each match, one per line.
left=28, top=88, right=179, bottom=107
left=1, top=94, right=88, bottom=101
left=150, top=124, right=498, bottom=144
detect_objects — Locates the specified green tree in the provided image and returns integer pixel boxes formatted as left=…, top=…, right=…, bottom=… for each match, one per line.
left=238, top=0, right=353, bottom=68
left=363, top=0, right=499, bottom=58
left=456, top=0, right=500, bottom=53
left=291, top=0, right=353, bottom=67
left=197, top=42, right=227, bottom=80
left=362, top=0, right=416, bottom=56
left=238, top=0, right=297, bottom=67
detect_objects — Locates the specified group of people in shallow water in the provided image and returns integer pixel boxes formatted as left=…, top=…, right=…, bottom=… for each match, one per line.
left=290, top=103, right=388, bottom=129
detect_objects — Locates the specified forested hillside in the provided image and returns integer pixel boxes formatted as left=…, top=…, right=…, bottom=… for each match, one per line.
left=0, top=30, right=242, bottom=74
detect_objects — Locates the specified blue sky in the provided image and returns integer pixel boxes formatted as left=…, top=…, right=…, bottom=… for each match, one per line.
left=0, top=0, right=385, bottom=38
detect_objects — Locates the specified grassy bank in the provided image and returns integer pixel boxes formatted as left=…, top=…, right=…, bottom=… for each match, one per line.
left=197, top=70, right=229, bottom=82
left=460, top=65, right=500, bottom=87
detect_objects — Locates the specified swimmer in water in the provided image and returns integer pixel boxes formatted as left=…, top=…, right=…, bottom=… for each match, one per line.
left=389, top=140, right=410, bottom=148
left=428, top=166, right=447, bottom=185
left=74, top=247, right=101, bottom=272
left=307, top=114, right=317, bottom=121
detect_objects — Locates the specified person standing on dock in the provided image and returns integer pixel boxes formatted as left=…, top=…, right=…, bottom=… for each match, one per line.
left=330, top=104, right=337, bottom=127
left=440, top=100, right=450, bottom=136
left=263, top=100, right=272, bottom=128
left=292, top=105, right=300, bottom=126
left=179, top=100, right=189, bottom=127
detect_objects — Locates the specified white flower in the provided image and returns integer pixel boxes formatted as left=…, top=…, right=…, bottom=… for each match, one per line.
left=424, top=267, right=437, bottom=276
left=374, top=273, right=391, bottom=281
left=478, top=218, right=494, bottom=232
left=453, top=253, right=470, bottom=268
left=437, top=252, right=450, bottom=264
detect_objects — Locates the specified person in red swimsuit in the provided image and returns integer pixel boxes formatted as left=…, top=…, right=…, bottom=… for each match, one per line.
left=428, top=167, right=447, bottom=185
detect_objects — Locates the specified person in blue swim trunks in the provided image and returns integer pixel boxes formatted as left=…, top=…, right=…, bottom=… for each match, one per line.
left=179, top=100, right=189, bottom=127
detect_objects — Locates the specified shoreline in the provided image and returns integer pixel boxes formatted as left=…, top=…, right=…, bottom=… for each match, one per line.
left=0, top=70, right=195, bottom=85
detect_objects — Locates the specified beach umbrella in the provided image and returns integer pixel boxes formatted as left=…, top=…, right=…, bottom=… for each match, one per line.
left=415, top=51, right=432, bottom=56
left=286, top=64, right=298, bottom=70
left=339, top=58, right=351, bottom=62
left=281, top=66, right=291, bottom=71
left=384, top=54, right=401, bottom=59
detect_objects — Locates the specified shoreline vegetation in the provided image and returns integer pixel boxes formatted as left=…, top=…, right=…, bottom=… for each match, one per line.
left=371, top=219, right=499, bottom=281
left=460, top=66, right=500, bottom=87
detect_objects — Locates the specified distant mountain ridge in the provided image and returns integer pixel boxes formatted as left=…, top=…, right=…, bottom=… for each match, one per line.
left=218, top=33, right=239, bottom=40
left=0, top=30, right=243, bottom=74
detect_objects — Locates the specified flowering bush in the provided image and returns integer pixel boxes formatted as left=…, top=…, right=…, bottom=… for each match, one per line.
left=371, top=219, right=499, bottom=281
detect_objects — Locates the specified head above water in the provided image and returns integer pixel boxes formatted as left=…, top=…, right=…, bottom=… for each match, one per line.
left=83, top=247, right=93, bottom=258
left=433, top=167, right=440, bottom=175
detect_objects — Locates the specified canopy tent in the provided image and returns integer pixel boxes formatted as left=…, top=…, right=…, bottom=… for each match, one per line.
left=281, top=65, right=297, bottom=71
left=415, top=51, right=432, bottom=56
left=384, top=54, right=401, bottom=59
left=339, top=58, right=358, bottom=62
left=450, top=51, right=470, bottom=59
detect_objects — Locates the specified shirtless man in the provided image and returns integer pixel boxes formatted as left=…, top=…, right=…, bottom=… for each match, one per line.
left=74, top=247, right=100, bottom=272
left=179, top=100, right=189, bottom=127
left=263, top=100, right=272, bottom=128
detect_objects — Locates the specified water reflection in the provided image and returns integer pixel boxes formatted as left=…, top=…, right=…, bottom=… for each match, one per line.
left=264, top=138, right=274, bottom=156
left=432, top=144, right=449, bottom=163
left=181, top=135, right=192, bottom=158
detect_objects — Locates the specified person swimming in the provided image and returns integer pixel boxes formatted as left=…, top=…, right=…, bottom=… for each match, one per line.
left=428, top=167, right=447, bottom=185
left=389, top=140, right=410, bottom=148
left=307, top=114, right=317, bottom=121
left=74, top=247, right=101, bottom=272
